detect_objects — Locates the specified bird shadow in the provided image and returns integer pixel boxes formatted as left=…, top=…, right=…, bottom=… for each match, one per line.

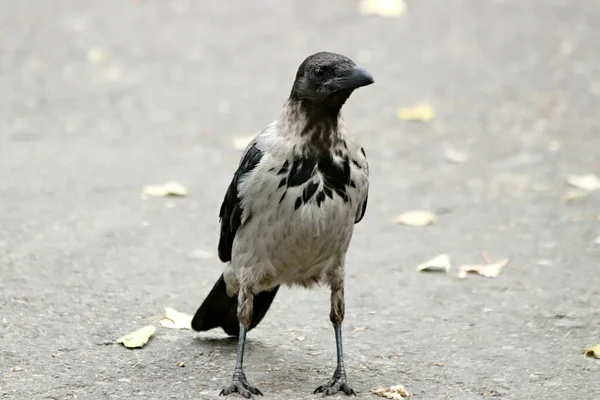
left=192, top=335, right=278, bottom=359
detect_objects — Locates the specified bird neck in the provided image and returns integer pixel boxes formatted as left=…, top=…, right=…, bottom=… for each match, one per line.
left=280, top=99, right=345, bottom=153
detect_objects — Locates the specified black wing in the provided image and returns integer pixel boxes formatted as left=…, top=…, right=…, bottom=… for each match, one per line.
left=354, top=147, right=368, bottom=224
left=217, top=143, right=264, bottom=263
left=355, top=193, right=368, bottom=224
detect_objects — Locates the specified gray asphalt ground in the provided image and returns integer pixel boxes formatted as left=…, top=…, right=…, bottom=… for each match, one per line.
left=2, top=0, right=600, bottom=399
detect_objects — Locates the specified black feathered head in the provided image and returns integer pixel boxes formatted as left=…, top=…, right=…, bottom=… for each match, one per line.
left=290, top=52, right=374, bottom=111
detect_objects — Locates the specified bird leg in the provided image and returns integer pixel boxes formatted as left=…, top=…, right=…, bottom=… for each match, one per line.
left=220, top=289, right=263, bottom=398
left=314, top=282, right=356, bottom=397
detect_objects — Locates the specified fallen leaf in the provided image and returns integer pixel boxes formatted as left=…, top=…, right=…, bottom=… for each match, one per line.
left=567, top=174, right=600, bottom=192
left=160, top=307, right=193, bottom=330
left=397, top=103, right=435, bottom=122
left=176, top=361, right=185, bottom=367
left=12, top=366, right=24, bottom=372
left=353, top=327, right=367, bottom=332
left=87, top=47, right=107, bottom=64
left=116, top=325, right=156, bottom=349
left=563, top=189, right=590, bottom=202
left=187, top=248, right=213, bottom=260
left=445, top=148, right=468, bottom=164
left=416, top=254, right=451, bottom=273
left=393, top=210, right=437, bottom=226
left=141, top=181, right=189, bottom=198
left=359, top=0, right=407, bottom=17
left=372, top=384, right=411, bottom=399
left=296, top=336, right=306, bottom=342
left=232, top=135, right=255, bottom=151
left=459, top=259, right=509, bottom=279
left=584, top=344, right=600, bottom=358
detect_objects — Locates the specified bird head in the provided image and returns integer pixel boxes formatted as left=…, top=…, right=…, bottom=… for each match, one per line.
left=289, top=52, right=374, bottom=112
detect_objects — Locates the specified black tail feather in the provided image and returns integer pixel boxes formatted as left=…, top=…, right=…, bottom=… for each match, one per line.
left=191, top=274, right=280, bottom=337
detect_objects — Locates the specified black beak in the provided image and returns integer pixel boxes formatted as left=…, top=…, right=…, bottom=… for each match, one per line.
left=333, top=66, right=375, bottom=91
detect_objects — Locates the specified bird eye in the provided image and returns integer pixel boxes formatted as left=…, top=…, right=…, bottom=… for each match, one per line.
left=312, top=67, right=325, bottom=80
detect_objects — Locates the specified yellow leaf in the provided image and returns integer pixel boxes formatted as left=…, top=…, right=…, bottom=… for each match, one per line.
left=563, top=189, right=590, bottom=202
left=116, top=325, right=156, bottom=349
left=393, top=210, right=437, bottom=226
left=372, top=384, right=411, bottom=399
left=232, top=135, right=256, bottom=151
left=583, top=344, right=600, bottom=358
left=141, top=181, right=189, bottom=198
left=87, top=47, right=107, bottom=64
left=416, top=254, right=451, bottom=273
left=567, top=173, right=600, bottom=192
left=458, top=259, right=509, bottom=279
left=159, top=307, right=193, bottom=330
left=397, top=103, right=435, bottom=122
left=359, top=0, right=407, bottom=17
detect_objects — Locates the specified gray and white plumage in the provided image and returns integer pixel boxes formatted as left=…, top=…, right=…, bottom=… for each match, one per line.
left=221, top=106, right=369, bottom=297
left=192, top=51, right=373, bottom=398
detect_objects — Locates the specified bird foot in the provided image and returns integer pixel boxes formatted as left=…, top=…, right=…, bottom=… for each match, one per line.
left=314, top=369, right=356, bottom=397
left=219, top=372, right=263, bottom=399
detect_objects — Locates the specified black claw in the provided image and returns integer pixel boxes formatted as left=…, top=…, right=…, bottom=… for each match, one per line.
left=219, top=378, right=262, bottom=399
left=314, top=370, right=356, bottom=397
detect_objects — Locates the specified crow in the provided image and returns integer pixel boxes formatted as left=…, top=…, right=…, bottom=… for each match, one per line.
left=191, top=51, right=373, bottom=398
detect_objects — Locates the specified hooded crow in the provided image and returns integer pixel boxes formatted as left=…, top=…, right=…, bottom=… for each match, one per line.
left=192, top=51, right=374, bottom=398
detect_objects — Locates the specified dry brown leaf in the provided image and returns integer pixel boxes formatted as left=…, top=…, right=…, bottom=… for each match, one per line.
left=459, top=259, right=509, bottom=279
left=176, top=361, right=185, bottom=367
left=232, top=135, right=255, bottom=150
left=397, top=103, right=435, bottom=122
left=393, top=210, right=437, bottom=226
left=359, top=0, right=407, bottom=17
left=116, top=325, right=156, bottom=349
left=296, top=336, right=306, bottom=342
left=563, top=189, right=590, bottom=202
left=416, top=254, right=451, bottom=273
left=141, top=181, right=189, bottom=198
left=372, top=384, right=411, bottom=399
left=583, top=344, right=600, bottom=358
left=160, top=307, right=193, bottom=330
left=567, top=174, right=600, bottom=192
left=12, top=366, right=25, bottom=372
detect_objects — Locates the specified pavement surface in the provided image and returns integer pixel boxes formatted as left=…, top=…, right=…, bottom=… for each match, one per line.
left=1, top=0, right=600, bottom=399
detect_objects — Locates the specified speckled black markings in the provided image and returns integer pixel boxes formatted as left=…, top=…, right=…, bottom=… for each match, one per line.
left=278, top=160, right=290, bottom=175
left=315, top=190, right=326, bottom=206
left=284, top=152, right=353, bottom=210
left=287, top=157, right=317, bottom=187
left=302, top=181, right=319, bottom=203
left=319, top=154, right=351, bottom=203
left=278, top=178, right=287, bottom=189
